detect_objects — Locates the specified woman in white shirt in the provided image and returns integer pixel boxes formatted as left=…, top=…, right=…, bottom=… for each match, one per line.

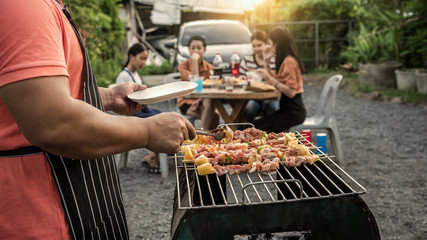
left=116, top=43, right=162, bottom=173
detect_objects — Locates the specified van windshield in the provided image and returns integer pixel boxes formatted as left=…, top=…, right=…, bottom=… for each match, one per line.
left=181, top=23, right=251, bottom=46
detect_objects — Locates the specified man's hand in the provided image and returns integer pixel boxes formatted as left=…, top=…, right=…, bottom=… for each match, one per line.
left=143, top=113, right=196, bottom=154
left=100, top=82, right=146, bottom=115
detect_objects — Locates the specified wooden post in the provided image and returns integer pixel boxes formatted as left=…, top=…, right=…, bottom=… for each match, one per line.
left=315, top=22, right=319, bottom=68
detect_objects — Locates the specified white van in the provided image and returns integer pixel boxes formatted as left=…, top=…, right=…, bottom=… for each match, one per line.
left=168, top=20, right=253, bottom=74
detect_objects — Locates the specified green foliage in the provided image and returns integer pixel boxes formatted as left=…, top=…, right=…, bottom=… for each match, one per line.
left=255, top=0, right=427, bottom=70
left=311, top=64, right=334, bottom=73
left=399, top=0, right=427, bottom=68
left=341, top=24, right=401, bottom=67
left=273, top=0, right=353, bottom=22
left=90, top=57, right=123, bottom=87
left=140, top=61, right=173, bottom=76
left=255, top=0, right=355, bottom=70
left=403, top=29, right=427, bottom=68
left=344, top=0, right=427, bottom=69
left=62, top=0, right=125, bottom=86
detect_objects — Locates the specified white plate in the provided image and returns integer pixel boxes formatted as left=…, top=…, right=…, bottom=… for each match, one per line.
left=128, top=81, right=198, bottom=105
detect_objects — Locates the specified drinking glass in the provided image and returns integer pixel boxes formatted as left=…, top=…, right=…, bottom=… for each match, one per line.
left=225, top=76, right=233, bottom=92
left=210, top=75, right=220, bottom=89
left=190, top=75, right=204, bottom=92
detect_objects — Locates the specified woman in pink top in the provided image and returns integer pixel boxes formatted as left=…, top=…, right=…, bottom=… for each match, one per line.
left=254, top=26, right=306, bottom=133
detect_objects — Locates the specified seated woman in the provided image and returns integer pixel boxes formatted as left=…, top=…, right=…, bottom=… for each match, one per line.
left=115, top=43, right=161, bottom=173
left=177, top=35, right=219, bottom=130
left=253, top=26, right=306, bottom=133
left=239, top=30, right=278, bottom=122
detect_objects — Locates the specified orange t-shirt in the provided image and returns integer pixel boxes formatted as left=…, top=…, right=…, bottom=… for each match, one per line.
left=276, top=56, right=304, bottom=94
left=177, top=59, right=213, bottom=107
left=0, top=0, right=84, bottom=239
left=0, top=0, right=84, bottom=150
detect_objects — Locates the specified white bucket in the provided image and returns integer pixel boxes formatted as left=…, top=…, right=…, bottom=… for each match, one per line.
left=395, top=69, right=417, bottom=91
left=415, top=69, right=427, bottom=94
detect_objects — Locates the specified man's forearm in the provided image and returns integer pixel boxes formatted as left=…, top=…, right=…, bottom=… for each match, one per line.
left=41, top=100, right=150, bottom=159
left=0, top=77, right=149, bottom=159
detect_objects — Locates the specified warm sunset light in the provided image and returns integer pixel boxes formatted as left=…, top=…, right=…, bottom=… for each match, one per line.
left=240, top=0, right=265, bottom=11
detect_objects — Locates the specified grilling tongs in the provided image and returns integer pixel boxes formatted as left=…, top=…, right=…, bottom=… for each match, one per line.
left=195, top=128, right=226, bottom=141
left=195, top=125, right=234, bottom=142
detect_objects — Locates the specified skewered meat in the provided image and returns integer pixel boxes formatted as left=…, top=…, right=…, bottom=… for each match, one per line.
left=182, top=127, right=320, bottom=175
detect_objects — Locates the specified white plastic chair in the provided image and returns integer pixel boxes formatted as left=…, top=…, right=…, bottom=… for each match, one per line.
left=291, top=74, right=344, bottom=164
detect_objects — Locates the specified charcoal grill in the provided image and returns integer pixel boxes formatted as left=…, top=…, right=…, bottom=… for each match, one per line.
left=171, top=131, right=380, bottom=240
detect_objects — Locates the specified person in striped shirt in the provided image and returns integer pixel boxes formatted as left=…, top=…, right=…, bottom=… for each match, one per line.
left=240, top=30, right=279, bottom=122
left=240, top=30, right=276, bottom=76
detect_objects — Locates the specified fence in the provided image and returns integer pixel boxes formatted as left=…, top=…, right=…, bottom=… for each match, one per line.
left=255, top=20, right=354, bottom=69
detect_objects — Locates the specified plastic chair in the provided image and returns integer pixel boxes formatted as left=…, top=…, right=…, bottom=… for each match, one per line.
left=291, top=74, right=344, bottom=164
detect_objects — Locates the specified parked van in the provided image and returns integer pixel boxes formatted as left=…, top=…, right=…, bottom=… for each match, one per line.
left=167, top=20, right=253, bottom=74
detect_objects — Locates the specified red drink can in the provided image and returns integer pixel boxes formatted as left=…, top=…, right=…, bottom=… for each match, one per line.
left=301, top=129, right=312, bottom=145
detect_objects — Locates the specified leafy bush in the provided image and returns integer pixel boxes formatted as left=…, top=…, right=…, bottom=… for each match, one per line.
left=344, top=0, right=427, bottom=69
left=254, top=0, right=427, bottom=70
left=62, top=0, right=124, bottom=86
left=403, top=29, right=427, bottom=68
left=341, top=24, right=401, bottom=68
left=90, top=57, right=123, bottom=87
left=140, top=61, right=173, bottom=76
left=399, top=0, right=427, bottom=68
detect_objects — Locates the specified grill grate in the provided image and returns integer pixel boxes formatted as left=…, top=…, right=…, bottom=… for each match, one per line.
left=175, top=131, right=366, bottom=209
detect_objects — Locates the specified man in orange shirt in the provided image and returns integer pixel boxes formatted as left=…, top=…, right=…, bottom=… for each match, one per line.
left=177, top=35, right=219, bottom=130
left=0, top=1, right=195, bottom=239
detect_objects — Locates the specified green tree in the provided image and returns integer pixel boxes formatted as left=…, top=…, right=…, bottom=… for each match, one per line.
left=254, top=0, right=427, bottom=69
left=62, top=0, right=125, bottom=86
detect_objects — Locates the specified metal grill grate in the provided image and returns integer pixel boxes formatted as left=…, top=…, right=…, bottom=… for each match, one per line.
left=174, top=131, right=366, bottom=210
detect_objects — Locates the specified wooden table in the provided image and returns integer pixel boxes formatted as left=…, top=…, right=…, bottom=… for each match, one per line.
left=183, top=88, right=281, bottom=126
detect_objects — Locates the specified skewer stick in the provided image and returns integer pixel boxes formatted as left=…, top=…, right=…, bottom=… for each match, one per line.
left=316, top=153, right=328, bottom=156
left=182, top=160, right=195, bottom=163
